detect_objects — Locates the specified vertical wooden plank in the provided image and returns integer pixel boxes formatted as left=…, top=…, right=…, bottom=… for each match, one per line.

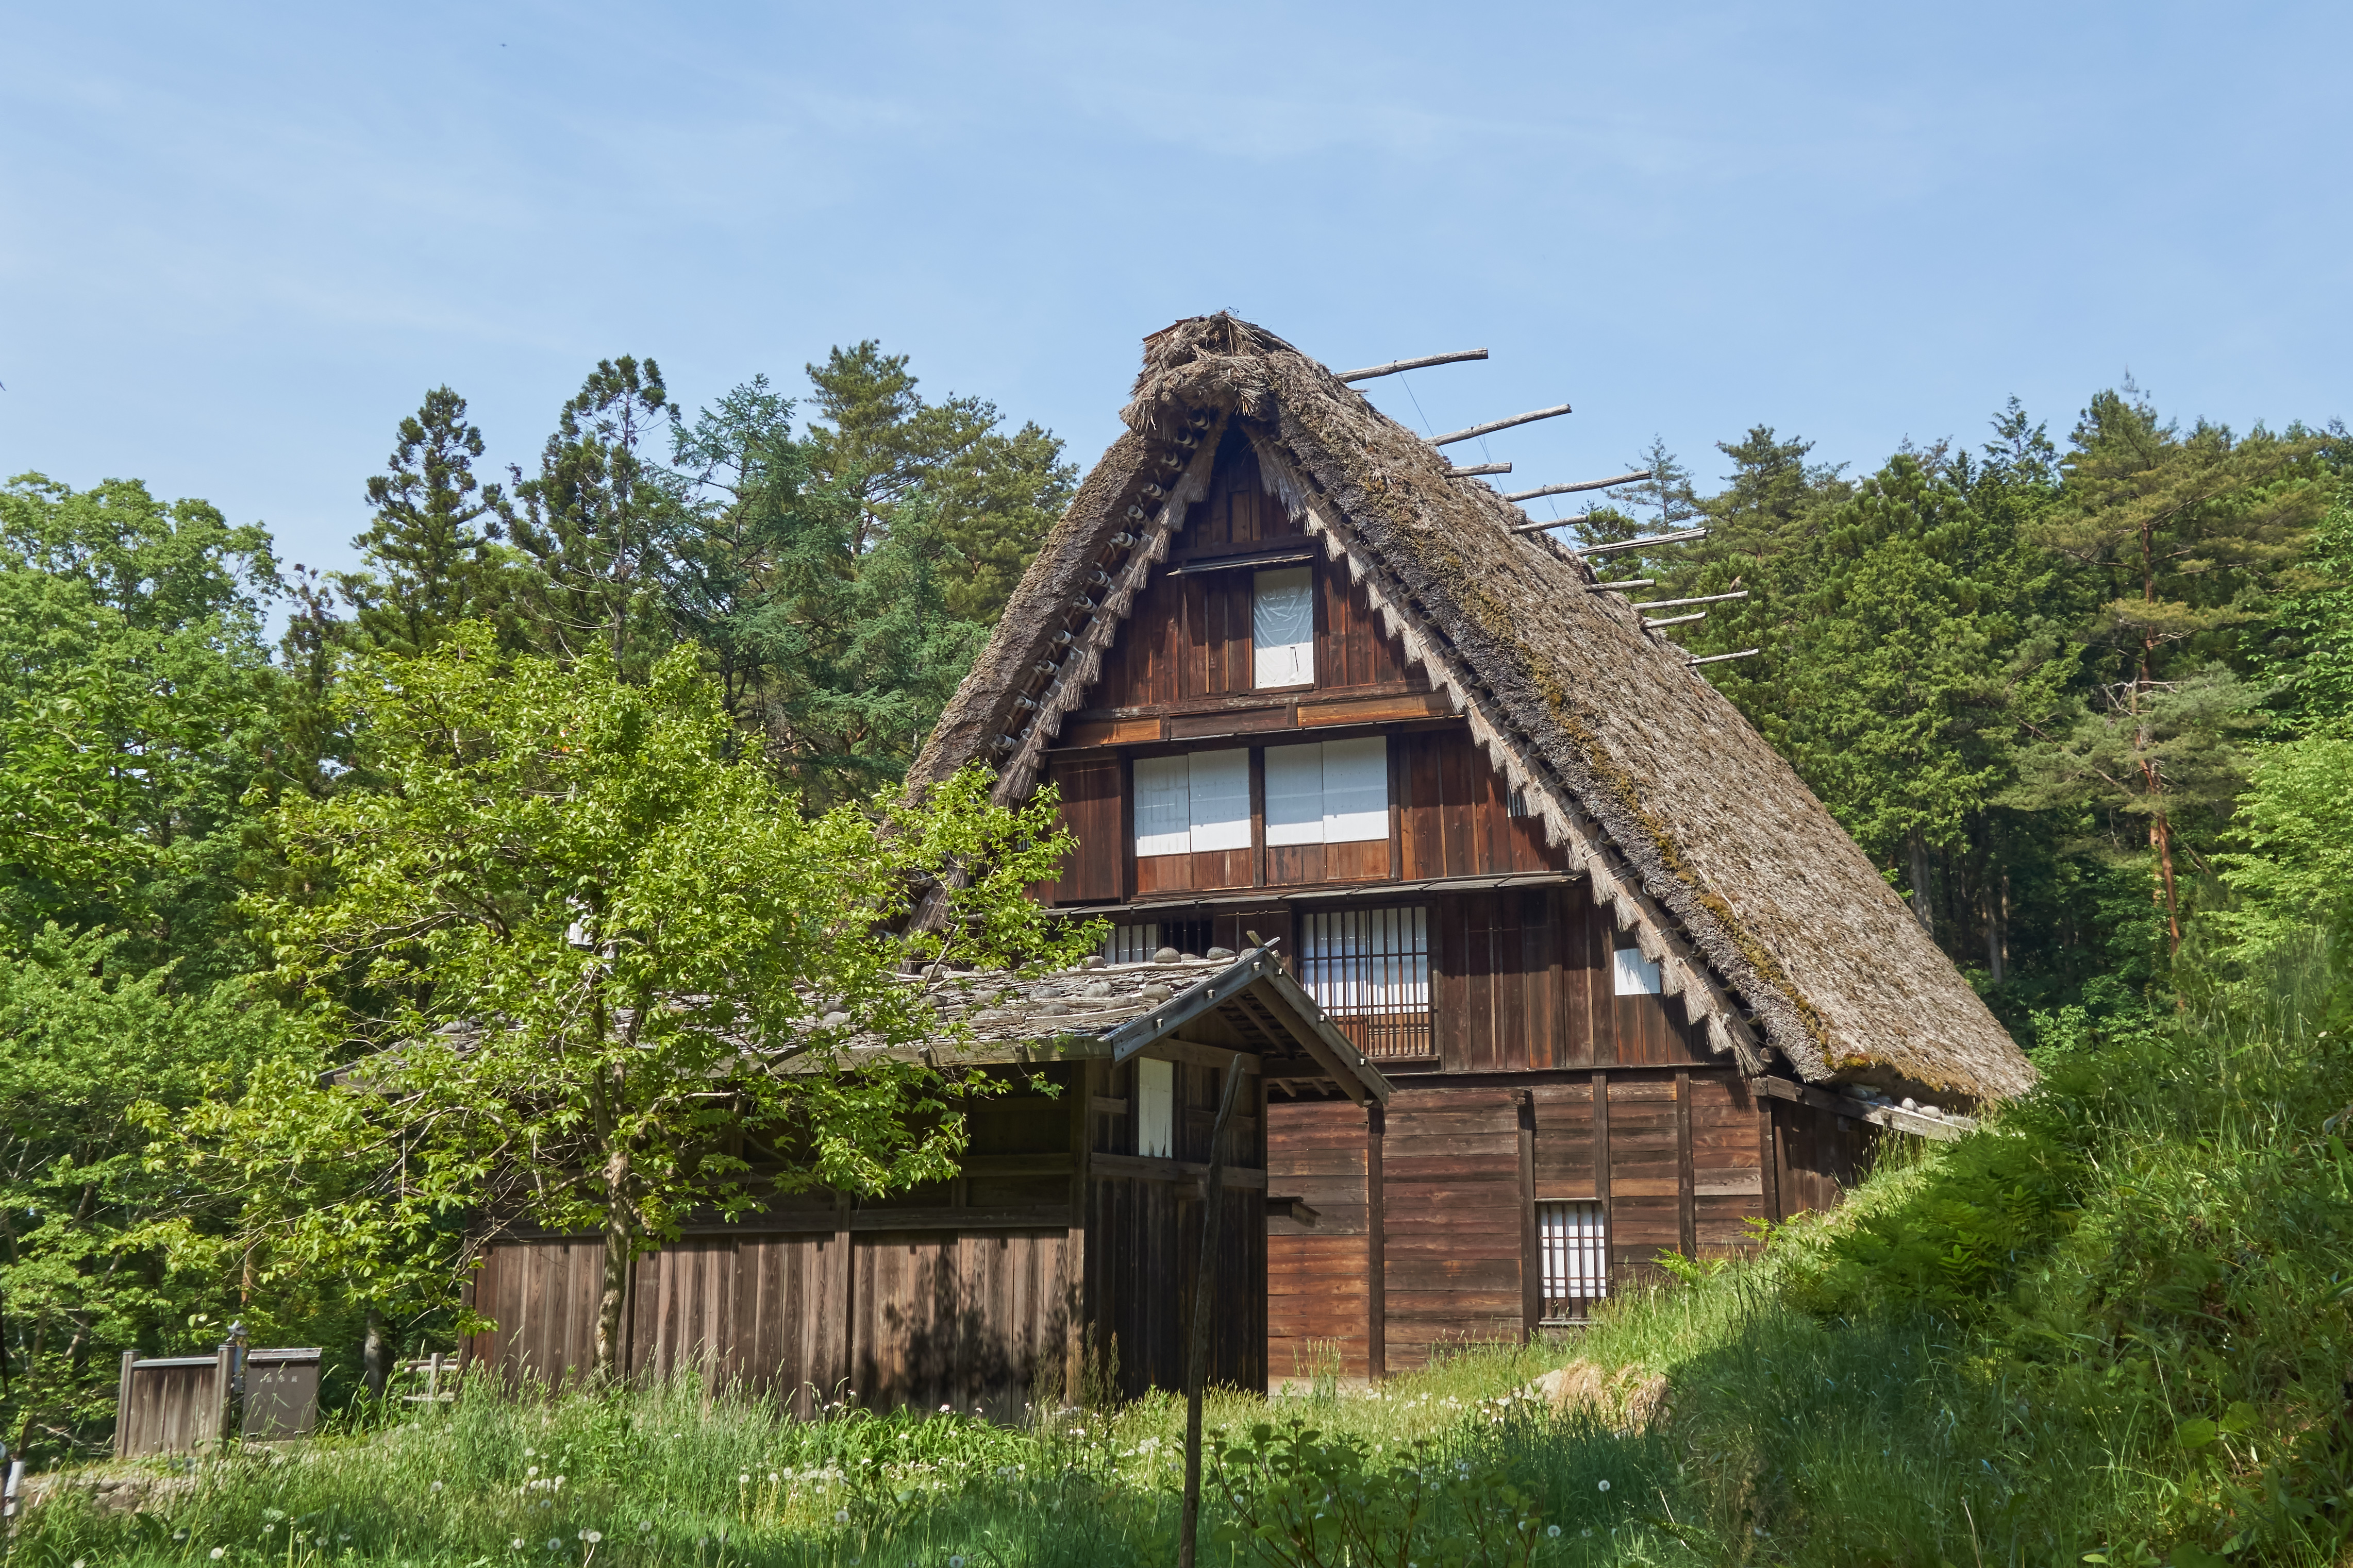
left=1759, top=1090, right=1782, bottom=1223
left=1516, top=1091, right=1538, bottom=1341
left=115, top=1350, right=136, bottom=1459
left=1067, top=1060, right=1093, bottom=1402
left=833, top=1195, right=855, bottom=1406
left=1676, top=1069, right=1697, bottom=1259
left=1365, top=1103, right=1386, bottom=1381
left=1592, top=1072, right=1613, bottom=1295
left=1438, top=737, right=1473, bottom=877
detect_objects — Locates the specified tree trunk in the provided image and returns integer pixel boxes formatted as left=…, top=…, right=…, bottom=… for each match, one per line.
left=1906, top=831, right=1935, bottom=940
left=2149, top=799, right=2183, bottom=955
left=595, top=1133, right=632, bottom=1382
left=362, top=1306, right=392, bottom=1403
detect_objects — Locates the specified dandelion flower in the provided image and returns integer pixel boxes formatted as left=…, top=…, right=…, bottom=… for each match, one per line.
left=527, top=1466, right=540, bottom=1478
left=211, top=1552, right=227, bottom=1561
left=834, top=1509, right=850, bottom=1524
left=582, top=1531, right=602, bottom=1544
left=1597, top=1478, right=1611, bottom=1493
left=431, top=1479, right=445, bottom=1492
left=638, top=1522, right=652, bottom=1533
left=739, top=1473, right=751, bottom=1485
left=1547, top=1525, right=1561, bottom=1538
left=939, top=1404, right=952, bottom=1413
left=513, top=1540, right=527, bottom=1551
left=547, top=1540, right=562, bottom=1552
left=523, top=1447, right=535, bottom=1458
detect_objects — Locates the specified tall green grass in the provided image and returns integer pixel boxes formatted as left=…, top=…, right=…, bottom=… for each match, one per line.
left=24, top=933, right=2353, bottom=1565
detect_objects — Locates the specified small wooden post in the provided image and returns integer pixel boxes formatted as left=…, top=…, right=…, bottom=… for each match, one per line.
left=1179, top=1060, right=1246, bottom=1568
left=1675, top=1070, right=1697, bottom=1259
left=1365, top=1103, right=1386, bottom=1380
left=113, top=1350, right=136, bottom=1459
left=1516, top=1090, right=1539, bottom=1339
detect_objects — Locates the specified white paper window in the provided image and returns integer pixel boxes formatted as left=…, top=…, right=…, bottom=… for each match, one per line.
left=1137, top=1058, right=1173, bottom=1158
left=1613, top=947, right=1663, bottom=996
left=1262, top=738, right=1389, bottom=847
left=1252, top=567, right=1314, bottom=688
left=1187, top=748, right=1251, bottom=852
left=1321, top=736, right=1389, bottom=842
left=1133, top=750, right=1250, bottom=857
left=1298, top=906, right=1430, bottom=1057
left=1263, top=742, right=1324, bottom=847
left=1539, top=1201, right=1609, bottom=1319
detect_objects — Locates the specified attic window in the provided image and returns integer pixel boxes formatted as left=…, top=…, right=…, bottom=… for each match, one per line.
left=1133, top=750, right=1250, bottom=858
left=1106, top=923, right=1161, bottom=965
left=1251, top=567, right=1314, bottom=688
left=1612, top=947, right=1663, bottom=996
left=1264, top=737, right=1389, bottom=846
left=1507, top=787, right=1531, bottom=819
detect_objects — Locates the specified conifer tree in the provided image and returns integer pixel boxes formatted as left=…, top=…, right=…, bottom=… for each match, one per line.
left=341, top=386, right=520, bottom=655
left=2016, top=387, right=2326, bottom=950
left=509, top=357, right=683, bottom=675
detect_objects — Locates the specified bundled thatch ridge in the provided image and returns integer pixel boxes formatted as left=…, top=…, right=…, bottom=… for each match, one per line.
left=914, top=314, right=2033, bottom=1104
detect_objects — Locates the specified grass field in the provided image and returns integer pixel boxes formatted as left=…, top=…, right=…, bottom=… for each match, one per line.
left=21, top=939, right=2353, bottom=1566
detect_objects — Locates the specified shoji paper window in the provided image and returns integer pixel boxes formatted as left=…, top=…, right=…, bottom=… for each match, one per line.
left=1132, top=750, right=1251, bottom=857
left=1251, top=567, right=1314, bottom=688
left=1297, top=906, right=1430, bottom=1058
left=1137, top=1058, right=1174, bottom=1158
left=1264, top=737, right=1390, bottom=846
left=1612, top=947, right=1663, bottom=995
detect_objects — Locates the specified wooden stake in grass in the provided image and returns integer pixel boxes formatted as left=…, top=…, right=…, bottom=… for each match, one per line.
left=1178, top=1059, right=1246, bottom=1568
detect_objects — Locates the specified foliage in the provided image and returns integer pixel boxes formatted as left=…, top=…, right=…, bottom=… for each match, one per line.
left=0, top=925, right=285, bottom=1463
left=149, top=631, right=1090, bottom=1377
left=338, top=386, right=527, bottom=656
left=0, top=474, right=283, bottom=978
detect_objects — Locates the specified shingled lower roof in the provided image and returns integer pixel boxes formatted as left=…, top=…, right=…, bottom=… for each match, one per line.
left=913, top=314, right=2033, bottom=1105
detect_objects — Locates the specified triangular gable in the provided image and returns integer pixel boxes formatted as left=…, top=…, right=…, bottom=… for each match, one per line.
left=914, top=315, right=2034, bottom=1104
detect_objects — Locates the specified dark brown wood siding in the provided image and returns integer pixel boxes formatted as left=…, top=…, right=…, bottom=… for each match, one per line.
left=1376, top=1086, right=1525, bottom=1370
left=1265, top=1098, right=1372, bottom=1382
left=1038, top=754, right=1124, bottom=904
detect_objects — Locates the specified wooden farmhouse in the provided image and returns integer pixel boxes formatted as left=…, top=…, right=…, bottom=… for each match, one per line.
left=907, top=313, right=2035, bottom=1383
left=466, top=313, right=2033, bottom=1410
left=467, top=946, right=1393, bottom=1412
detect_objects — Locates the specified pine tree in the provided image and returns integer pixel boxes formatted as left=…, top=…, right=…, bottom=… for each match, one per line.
left=2018, top=387, right=2326, bottom=950
left=508, top=357, right=683, bottom=675
left=340, top=386, right=520, bottom=655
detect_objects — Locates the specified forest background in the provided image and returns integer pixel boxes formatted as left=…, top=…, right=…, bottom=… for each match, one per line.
left=4, top=340, right=2350, bottom=1464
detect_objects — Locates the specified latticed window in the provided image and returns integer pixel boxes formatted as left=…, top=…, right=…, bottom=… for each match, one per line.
left=1538, top=1201, right=1609, bottom=1322
left=1297, top=906, right=1430, bottom=1058
left=1105, top=921, right=1212, bottom=964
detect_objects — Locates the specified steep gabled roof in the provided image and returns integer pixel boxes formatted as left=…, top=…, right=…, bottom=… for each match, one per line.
left=914, top=314, right=2034, bottom=1105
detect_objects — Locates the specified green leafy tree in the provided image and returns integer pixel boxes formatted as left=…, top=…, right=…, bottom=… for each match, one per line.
left=509, top=357, right=685, bottom=674
left=338, top=386, right=523, bottom=655
left=0, top=925, right=281, bottom=1460
left=0, top=475, right=282, bottom=980
left=164, top=632, right=1088, bottom=1380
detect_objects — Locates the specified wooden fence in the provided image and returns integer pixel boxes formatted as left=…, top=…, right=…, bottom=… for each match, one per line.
left=113, top=1346, right=322, bottom=1458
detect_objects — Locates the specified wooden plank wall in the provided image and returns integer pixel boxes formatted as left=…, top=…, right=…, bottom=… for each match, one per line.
left=1768, top=1097, right=1878, bottom=1219
left=1396, top=732, right=1558, bottom=881
left=1265, top=1099, right=1372, bottom=1382
left=1377, top=1086, right=1525, bottom=1370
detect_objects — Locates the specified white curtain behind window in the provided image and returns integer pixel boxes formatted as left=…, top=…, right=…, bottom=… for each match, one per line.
left=1251, top=567, right=1314, bottom=688
left=1263, top=743, right=1324, bottom=847
left=1132, top=754, right=1191, bottom=857
left=1320, top=736, right=1389, bottom=843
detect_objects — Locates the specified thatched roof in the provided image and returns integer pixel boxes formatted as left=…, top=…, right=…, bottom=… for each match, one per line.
left=913, top=314, right=2033, bottom=1105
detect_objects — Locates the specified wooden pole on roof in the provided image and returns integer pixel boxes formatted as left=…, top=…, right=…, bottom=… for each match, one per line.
left=1504, top=469, right=1650, bottom=503
left=1571, top=527, right=1709, bottom=555
left=1336, top=348, right=1489, bottom=382
left=1431, top=403, right=1572, bottom=447
left=1446, top=461, right=1512, bottom=477
left=1178, top=1061, right=1248, bottom=1568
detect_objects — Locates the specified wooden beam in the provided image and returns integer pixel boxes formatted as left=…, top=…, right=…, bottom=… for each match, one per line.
left=1642, top=611, right=1707, bottom=629
left=1446, top=461, right=1512, bottom=477
left=1747, top=1074, right=1973, bottom=1141
left=1633, top=590, right=1748, bottom=611
left=1142, top=1037, right=1262, bottom=1075
left=1508, top=512, right=1599, bottom=535
left=1090, top=1151, right=1270, bottom=1189
left=1503, top=469, right=1649, bottom=503
left=1571, top=527, right=1708, bottom=557
left=1675, top=1069, right=1696, bottom=1259
left=1431, top=403, right=1572, bottom=447
left=1180, top=1063, right=1247, bottom=1568
left=1265, top=1196, right=1322, bottom=1226
left=1586, top=578, right=1654, bottom=591
left=1688, top=648, right=1761, bottom=668
left=1335, top=348, right=1488, bottom=383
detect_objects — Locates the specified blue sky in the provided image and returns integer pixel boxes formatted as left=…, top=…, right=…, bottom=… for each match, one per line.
left=6, top=2, right=2347, bottom=582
